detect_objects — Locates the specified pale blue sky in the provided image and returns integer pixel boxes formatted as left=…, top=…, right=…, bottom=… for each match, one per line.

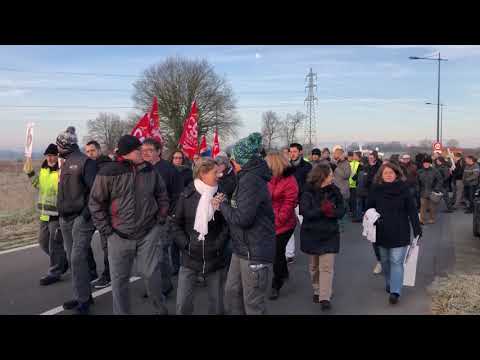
left=0, top=45, right=479, bottom=151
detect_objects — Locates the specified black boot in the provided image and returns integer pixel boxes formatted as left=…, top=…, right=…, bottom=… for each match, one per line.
left=269, top=288, right=279, bottom=300
left=320, top=300, right=331, bottom=311
left=389, top=293, right=400, bottom=305
left=40, top=275, right=61, bottom=286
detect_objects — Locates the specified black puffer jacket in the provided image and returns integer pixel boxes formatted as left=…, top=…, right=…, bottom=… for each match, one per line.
left=172, top=182, right=229, bottom=274
left=291, top=157, right=313, bottom=201
left=418, top=167, right=442, bottom=198
left=175, top=165, right=193, bottom=189
left=299, top=184, right=345, bottom=255
left=452, top=158, right=465, bottom=181
left=89, top=160, right=169, bottom=240
left=153, top=159, right=182, bottom=215
left=218, top=167, right=237, bottom=201
left=366, top=161, right=382, bottom=190
left=219, top=156, right=276, bottom=264
left=366, top=181, right=422, bottom=248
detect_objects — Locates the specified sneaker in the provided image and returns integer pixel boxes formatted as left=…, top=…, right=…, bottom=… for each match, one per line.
left=39, top=275, right=61, bottom=286
left=92, top=275, right=111, bottom=289
left=74, top=302, right=91, bottom=315
left=313, top=294, right=320, bottom=303
left=269, top=288, right=280, bottom=300
left=286, top=257, right=295, bottom=265
left=89, top=271, right=99, bottom=283
left=389, top=293, right=400, bottom=305
left=61, top=262, right=69, bottom=275
left=320, top=300, right=331, bottom=311
left=63, top=296, right=94, bottom=310
left=373, top=262, right=382, bottom=275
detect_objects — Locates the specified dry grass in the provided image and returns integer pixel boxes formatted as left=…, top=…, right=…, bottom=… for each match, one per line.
left=429, top=274, right=480, bottom=315
left=0, top=160, right=43, bottom=250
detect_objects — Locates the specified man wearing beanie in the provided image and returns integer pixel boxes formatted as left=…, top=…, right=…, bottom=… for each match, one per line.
left=213, top=132, right=275, bottom=315
left=24, top=143, right=68, bottom=286
left=89, top=135, right=170, bottom=315
left=56, top=126, right=98, bottom=314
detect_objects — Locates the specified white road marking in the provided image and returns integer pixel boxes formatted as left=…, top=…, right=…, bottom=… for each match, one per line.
left=0, top=244, right=39, bottom=255
left=39, top=276, right=141, bottom=315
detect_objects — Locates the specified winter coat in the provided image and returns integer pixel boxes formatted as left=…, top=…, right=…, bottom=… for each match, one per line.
left=299, top=184, right=345, bottom=255
left=153, top=159, right=182, bottom=215
left=29, top=160, right=60, bottom=222
left=463, top=163, right=480, bottom=186
left=89, top=160, right=169, bottom=240
left=291, top=157, right=313, bottom=201
left=332, top=158, right=351, bottom=199
left=219, top=156, right=276, bottom=264
left=452, top=159, right=465, bottom=181
left=57, top=146, right=97, bottom=220
left=355, top=164, right=370, bottom=198
left=171, top=183, right=229, bottom=274
left=366, top=180, right=421, bottom=249
left=218, top=167, right=237, bottom=201
left=267, top=166, right=299, bottom=236
left=400, top=162, right=419, bottom=190
left=418, top=167, right=442, bottom=198
left=436, top=164, right=451, bottom=190
left=175, top=165, right=193, bottom=189
left=366, top=161, right=382, bottom=190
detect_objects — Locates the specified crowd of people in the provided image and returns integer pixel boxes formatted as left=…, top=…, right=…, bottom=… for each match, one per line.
left=24, top=126, right=480, bottom=315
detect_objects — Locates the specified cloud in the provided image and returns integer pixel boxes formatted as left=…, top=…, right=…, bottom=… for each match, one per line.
left=0, top=89, right=30, bottom=97
left=255, top=53, right=262, bottom=59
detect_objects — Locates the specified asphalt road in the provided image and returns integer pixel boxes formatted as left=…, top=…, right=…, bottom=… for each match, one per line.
left=0, top=209, right=457, bottom=315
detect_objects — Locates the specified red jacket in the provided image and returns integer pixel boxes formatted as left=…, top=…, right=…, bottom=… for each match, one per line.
left=267, top=167, right=299, bottom=236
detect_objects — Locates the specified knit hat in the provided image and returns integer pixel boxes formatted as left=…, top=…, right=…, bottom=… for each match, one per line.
left=56, top=126, right=78, bottom=150
left=215, top=154, right=231, bottom=170
left=231, top=132, right=263, bottom=166
left=422, top=156, right=432, bottom=164
left=43, top=143, right=58, bottom=156
left=332, top=145, right=344, bottom=153
left=311, top=148, right=321, bottom=156
left=117, top=135, right=142, bottom=156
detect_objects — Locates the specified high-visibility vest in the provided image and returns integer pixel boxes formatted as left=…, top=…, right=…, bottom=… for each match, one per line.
left=349, top=160, right=360, bottom=188
left=32, top=167, right=59, bottom=221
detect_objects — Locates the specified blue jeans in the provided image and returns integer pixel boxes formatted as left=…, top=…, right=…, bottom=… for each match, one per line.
left=355, top=196, right=366, bottom=220
left=378, top=246, right=408, bottom=296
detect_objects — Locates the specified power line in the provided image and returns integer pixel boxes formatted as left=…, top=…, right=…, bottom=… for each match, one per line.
left=0, top=67, right=139, bottom=78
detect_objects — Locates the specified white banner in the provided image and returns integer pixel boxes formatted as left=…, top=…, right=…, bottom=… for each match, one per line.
left=403, top=236, right=420, bottom=287
left=24, top=122, right=34, bottom=158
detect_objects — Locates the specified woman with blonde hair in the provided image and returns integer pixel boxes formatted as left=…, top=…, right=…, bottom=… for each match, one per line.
left=172, top=157, right=229, bottom=314
left=265, top=151, right=299, bottom=300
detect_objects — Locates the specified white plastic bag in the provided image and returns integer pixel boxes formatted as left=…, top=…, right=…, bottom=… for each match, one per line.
left=403, top=236, right=420, bottom=287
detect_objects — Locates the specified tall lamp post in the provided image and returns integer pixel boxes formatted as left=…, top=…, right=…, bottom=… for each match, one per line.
left=425, top=102, right=446, bottom=144
left=409, top=52, right=448, bottom=143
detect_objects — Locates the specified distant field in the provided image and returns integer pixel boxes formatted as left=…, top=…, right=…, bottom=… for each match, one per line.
left=0, top=160, right=42, bottom=250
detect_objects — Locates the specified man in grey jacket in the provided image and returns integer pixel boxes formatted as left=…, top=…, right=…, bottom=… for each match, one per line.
left=463, top=155, right=480, bottom=214
left=332, top=145, right=351, bottom=204
left=89, top=135, right=170, bottom=315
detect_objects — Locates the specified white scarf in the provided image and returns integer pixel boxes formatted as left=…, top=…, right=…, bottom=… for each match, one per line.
left=193, top=179, right=218, bottom=241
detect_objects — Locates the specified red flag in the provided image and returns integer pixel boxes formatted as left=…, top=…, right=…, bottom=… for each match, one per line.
left=149, top=96, right=163, bottom=144
left=212, top=129, right=220, bottom=158
left=178, top=101, right=199, bottom=160
left=199, top=134, right=207, bottom=155
left=131, top=113, right=151, bottom=142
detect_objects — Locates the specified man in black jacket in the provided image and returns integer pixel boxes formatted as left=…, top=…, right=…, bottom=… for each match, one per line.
left=285, top=143, right=312, bottom=264
left=56, top=127, right=98, bottom=315
left=89, top=135, right=170, bottom=315
left=216, top=133, right=275, bottom=315
left=142, top=138, right=182, bottom=292
left=85, top=140, right=112, bottom=289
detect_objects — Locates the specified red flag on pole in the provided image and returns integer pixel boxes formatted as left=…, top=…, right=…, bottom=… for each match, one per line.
left=149, top=96, right=163, bottom=144
left=131, top=113, right=151, bottom=142
left=212, top=128, right=220, bottom=158
left=199, top=134, right=207, bottom=155
left=178, top=101, right=199, bottom=160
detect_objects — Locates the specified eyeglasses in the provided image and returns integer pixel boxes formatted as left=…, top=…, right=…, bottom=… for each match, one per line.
left=173, top=156, right=183, bottom=160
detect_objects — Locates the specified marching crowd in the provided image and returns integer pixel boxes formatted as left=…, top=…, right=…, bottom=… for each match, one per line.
left=24, top=126, right=480, bottom=315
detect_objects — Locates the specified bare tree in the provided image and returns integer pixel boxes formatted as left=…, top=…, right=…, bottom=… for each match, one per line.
left=261, top=111, right=281, bottom=150
left=281, top=111, right=305, bottom=146
left=84, top=113, right=132, bottom=153
left=132, top=56, right=241, bottom=153
left=446, top=139, right=460, bottom=148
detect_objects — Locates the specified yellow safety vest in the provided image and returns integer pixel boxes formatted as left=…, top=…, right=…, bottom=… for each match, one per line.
left=32, top=167, right=59, bottom=222
left=349, top=160, right=360, bottom=188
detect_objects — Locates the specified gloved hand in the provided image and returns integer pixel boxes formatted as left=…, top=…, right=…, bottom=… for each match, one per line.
left=320, top=199, right=335, bottom=218
left=23, top=157, right=34, bottom=176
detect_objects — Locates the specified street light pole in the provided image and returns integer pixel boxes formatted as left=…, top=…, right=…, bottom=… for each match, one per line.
left=425, top=102, right=446, bottom=143
left=409, top=53, right=448, bottom=143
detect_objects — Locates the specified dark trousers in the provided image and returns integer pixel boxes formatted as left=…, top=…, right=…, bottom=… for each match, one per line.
left=38, top=219, right=67, bottom=278
left=100, top=235, right=110, bottom=280
left=170, top=241, right=180, bottom=275
left=87, top=246, right=97, bottom=279
left=465, top=185, right=478, bottom=212
left=373, top=243, right=381, bottom=262
left=272, top=229, right=295, bottom=290
left=349, top=188, right=357, bottom=216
